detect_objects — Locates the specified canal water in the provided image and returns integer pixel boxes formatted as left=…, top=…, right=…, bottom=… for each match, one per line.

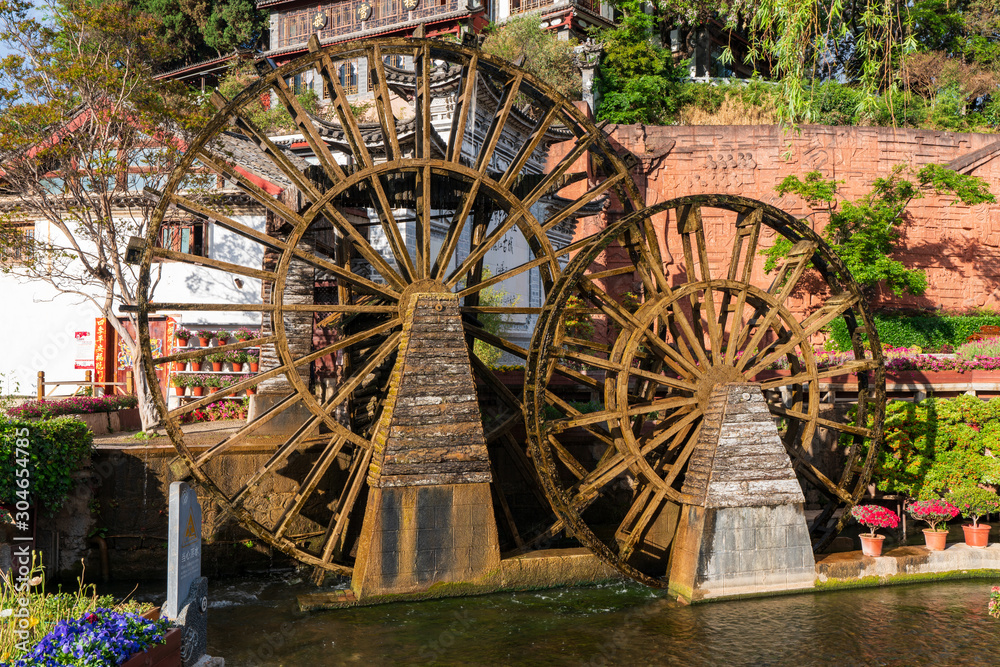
left=197, top=576, right=999, bottom=666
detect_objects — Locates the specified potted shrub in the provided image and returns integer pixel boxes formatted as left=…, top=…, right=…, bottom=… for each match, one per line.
left=189, top=376, right=205, bottom=397
left=189, top=356, right=202, bottom=372
left=247, top=349, right=260, bottom=372
left=174, top=327, right=192, bottom=347
left=906, top=498, right=959, bottom=551
left=219, top=374, right=237, bottom=395
left=214, top=329, right=231, bottom=346
left=233, top=327, right=258, bottom=342
left=850, top=504, right=899, bottom=557
left=206, top=351, right=226, bottom=372
left=195, top=329, right=213, bottom=347
left=169, top=375, right=187, bottom=397
left=203, top=375, right=222, bottom=394
left=946, top=486, right=1000, bottom=547
left=173, top=359, right=186, bottom=372
left=225, top=349, right=246, bottom=372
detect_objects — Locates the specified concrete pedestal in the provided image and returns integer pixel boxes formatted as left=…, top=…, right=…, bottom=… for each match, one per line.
left=668, top=383, right=816, bottom=602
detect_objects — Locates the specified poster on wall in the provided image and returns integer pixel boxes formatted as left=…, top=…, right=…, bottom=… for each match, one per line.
left=74, top=331, right=94, bottom=370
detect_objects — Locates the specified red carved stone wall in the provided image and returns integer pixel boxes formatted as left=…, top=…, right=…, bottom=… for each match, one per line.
left=597, top=124, right=1000, bottom=313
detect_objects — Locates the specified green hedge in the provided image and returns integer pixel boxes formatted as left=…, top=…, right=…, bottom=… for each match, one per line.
left=852, top=395, right=1000, bottom=499
left=0, top=416, right=94, bottom=515
left=829, top=314, right=1000, bottom=350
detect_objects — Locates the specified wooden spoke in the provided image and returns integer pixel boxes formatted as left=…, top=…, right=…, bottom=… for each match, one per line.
left=230, top=416, right=330, bottom=507
left=267, top=45, right=348, bottom=184
left=369, top=44, right=402, bottom=160
left=152, top=335, right=277, bottom=366
left=151, top=246, right=275, bottom=282
left=273, top=435, right=350, bottom=539
left=446, top=52, right=478, bottom=163
left=432, top=178, right=480, bottom=280
left=499, top=105, right=560, bottom=189
left=677, top=205, right=722, bottom=364
left=758, top=359, right=878, bottom=389
left=192, top=392, right=302, bottom=467
left=455, top=255, right=552, bottom=298
left=320, top=447, right=373, bottom=563
left=540, top=172, right=628, bottom=234
left=475, top=71, right=523, bottom=174
left=194, top=148, right=302, bottom=225
left=770, top=404, right=872, bottom=438
left=209, top=92, right=323, bottom=202
left=617, top=487, right=667, bottom=560
left=522, top=134, right=597, bottom=209
left=549, top=396, right=698, bottom=434
left=416, top=164, right=432, bottom=278
left=414, top=42, right=432, bottom=160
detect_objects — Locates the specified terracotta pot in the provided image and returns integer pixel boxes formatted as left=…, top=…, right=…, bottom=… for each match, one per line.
left=216, top=337, right=230, bottom=346
left=212, top=362, right=222, bottom=372
left=189, top=361, right=201, bottom=371
left=173, top=362, right=186, bottom=371
left=173, top=386, right=184, bottom=396
left=246, top=388, right=256, bottom=395
left=210, top=386, right=220, bottom=394
left=249, top=362, right=259, bottom=372
left=175, top=338, right=189, bottom=348
left=191, top=387, right=204, bottom=397
left=231, top=363, right=243, bottom=373
left=121, top=626, right=181, bottom=667
left=197, top=337, right=210, bottom=347
left=860, top=534, right=885, bottom=557
left=923, top=529, right=948, bottom=551
left=963, top=523, right=991, bottom=548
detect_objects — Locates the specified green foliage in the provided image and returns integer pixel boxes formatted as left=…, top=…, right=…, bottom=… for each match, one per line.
left=470, top=268, right=519, bottom=369
left=216, top=65, right=320, bottom=134
left=0, top=415, right=94, bottom=515
left=596, top=0, right=687, bottom=124
left=852, top=396, right=1000, bottom=499
left=828, top=313, right=1000, bottom=351
left=481, top=16, right=581, bottom=100
left=129, top=0, right=267, bottom=66
left=764, top=166, right=993, bottom=297
left=945, top=485, right=1000, bottom=526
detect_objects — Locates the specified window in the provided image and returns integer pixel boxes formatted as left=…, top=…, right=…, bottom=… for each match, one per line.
left=2, top=222, right=35, bottom=264
left=159, top=220, right=207, bottom=257
left=339, top=63, right=358, bottom=95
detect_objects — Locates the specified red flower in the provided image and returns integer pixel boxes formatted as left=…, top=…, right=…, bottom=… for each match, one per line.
left=85, top=613, right=98, bottom=623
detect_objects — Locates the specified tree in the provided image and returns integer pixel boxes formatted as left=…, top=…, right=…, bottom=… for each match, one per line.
left=481, top=16, right=582, bottom=100
left=129, top=0, right=267, bottom=68
left=596, top=0, right=688, bottom=124
left=0, top=0, right=206, bottom=429
left=762, top=165, right=995, bottom=298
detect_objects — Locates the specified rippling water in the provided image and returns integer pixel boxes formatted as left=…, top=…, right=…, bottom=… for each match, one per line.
left=193, top=577, right=1000, bottom=666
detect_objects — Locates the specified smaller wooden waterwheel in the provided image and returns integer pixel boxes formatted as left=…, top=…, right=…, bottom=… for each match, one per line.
left=524, top=195, right=886, bottom=587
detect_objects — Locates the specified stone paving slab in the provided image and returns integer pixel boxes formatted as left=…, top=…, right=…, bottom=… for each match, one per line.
left=816, top=543, right=1000, bottom=584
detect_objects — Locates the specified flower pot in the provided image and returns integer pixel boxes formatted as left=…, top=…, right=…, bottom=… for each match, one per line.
left=212, top=362, right=222, bottom=372
left=173, top=362, right=186, bottom=371
left=860, top=534, right=885, bottom=557
left=173, top=386, right=185, bottom=396
left=210, top=386, right=220, bottom=394
left=198, top=337, right=210, bottom=347
left=216, top=338, right=230, bottom=346
left=246, top=388, right=256, bottom=396
left=231, top=363, right=243, bottom=373
left=176, top=338, right=189, bottom=348
left=191, top=387, right=204, bottom=397
left=249, top=362, right=259, bottom=372
left=923, top=529, right=948, bottom=551
left=121, top=626, right=182, bottom=667
left=189, top=361, right=201, bottom=371
left=963, top=523, right=991, bottom=548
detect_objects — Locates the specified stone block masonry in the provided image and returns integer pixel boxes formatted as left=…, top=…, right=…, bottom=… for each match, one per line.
left=668, top=383, right=815, bottom=602
left=352, top=292, right=501, bottom=598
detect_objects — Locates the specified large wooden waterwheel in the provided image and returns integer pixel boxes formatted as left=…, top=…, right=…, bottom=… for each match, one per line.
left=523, top=195, right=886, bottom=587
left=136, top=37, right=643, bottom=574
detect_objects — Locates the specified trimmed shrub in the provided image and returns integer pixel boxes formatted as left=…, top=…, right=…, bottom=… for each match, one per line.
left=0, top=415, right=94, bottom=514
left=829, top=314, right=1000, bottom=351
